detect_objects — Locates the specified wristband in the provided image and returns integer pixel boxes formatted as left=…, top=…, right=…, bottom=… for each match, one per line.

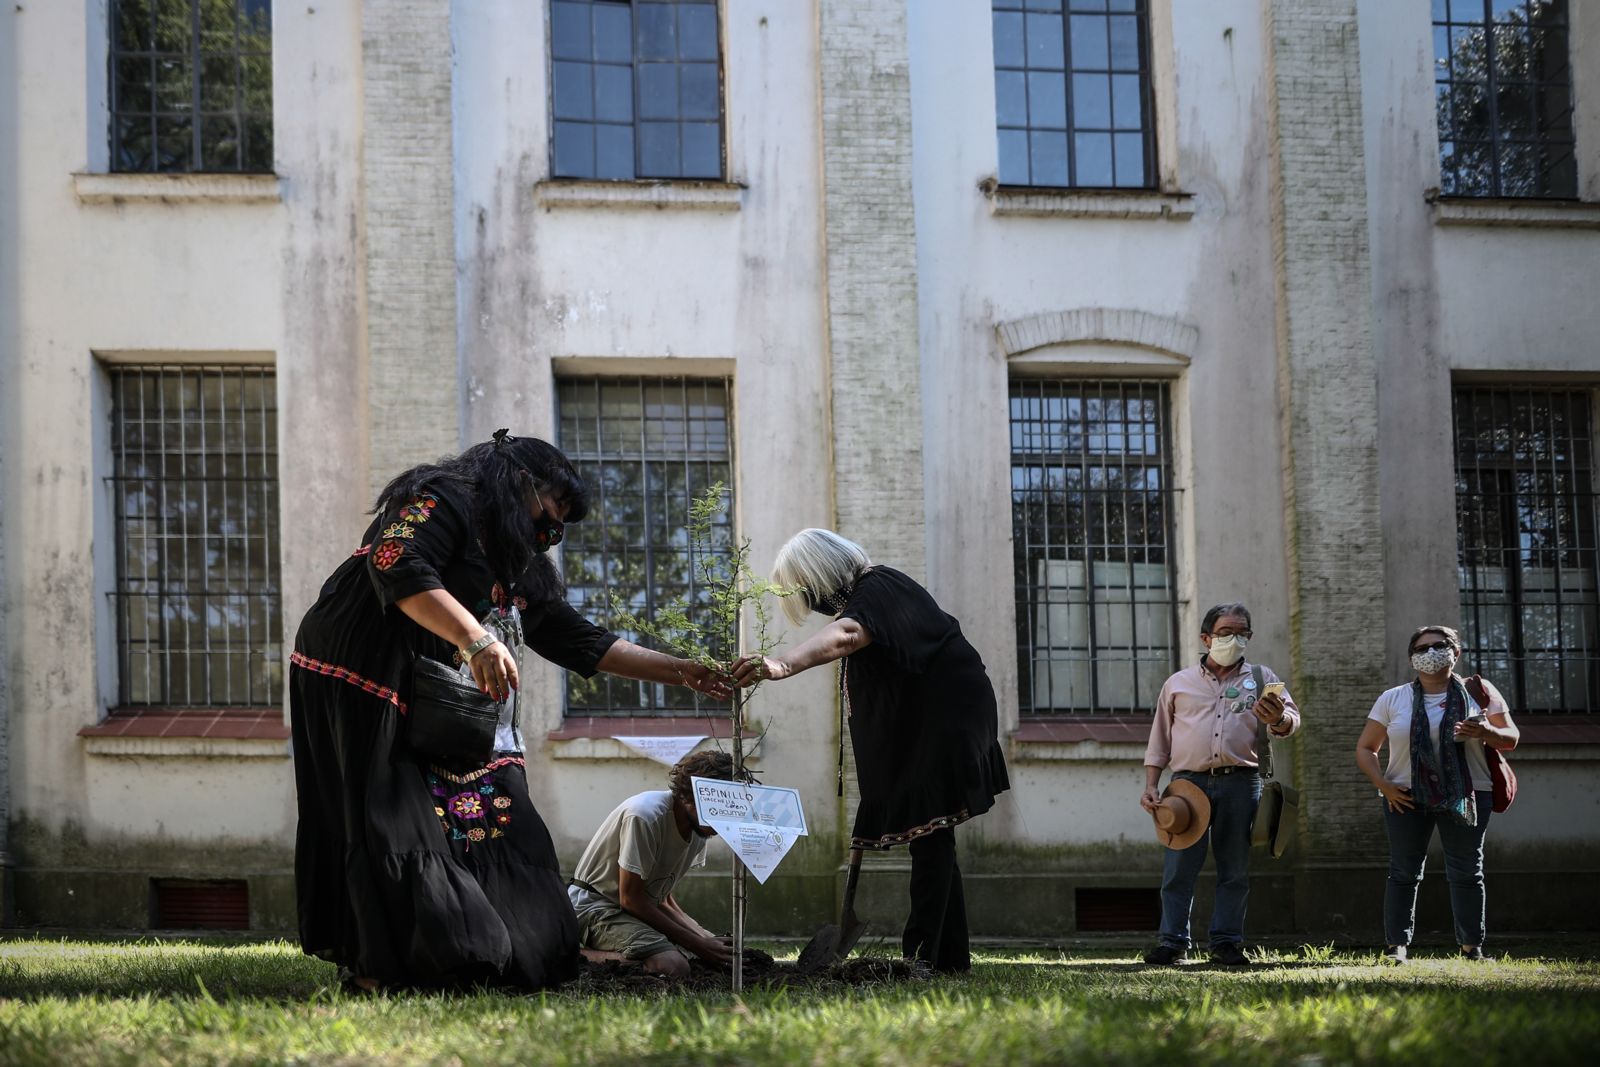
left=461, top=633, right=498, bottom=662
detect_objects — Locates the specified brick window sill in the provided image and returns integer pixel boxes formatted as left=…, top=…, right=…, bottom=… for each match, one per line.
left=533, top=179, right=743, bottom=213
left=73, top=172, right=283, bottom=205
left=80, top=708, right=289, bottom=758
left=547, top=715, right=760, bottom=762
left=1429, top=195, right=1600, bottom=230
left=981, top=179, right=1195, bottom=221
left=1011, top=716, right=1151, bottom=762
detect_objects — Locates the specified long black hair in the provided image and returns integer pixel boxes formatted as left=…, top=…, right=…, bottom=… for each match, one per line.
left=373, top=432, right=590, bottom=602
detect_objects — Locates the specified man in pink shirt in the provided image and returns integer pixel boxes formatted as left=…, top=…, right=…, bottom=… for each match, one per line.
left=1139, top=603, right=1300, bottom=966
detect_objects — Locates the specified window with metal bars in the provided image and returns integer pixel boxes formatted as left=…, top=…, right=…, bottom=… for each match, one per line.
left=992, top=0, right=1155, bottom=189
left=1432, top=0, right=1576, bottom=199
left=1011, top=380, right=1178, bottom=715
left=108, top=366, right=282, bottom=708
left=557, top=377, right=734, bottom=714
left=548, top=0, right=724, bottom=181
left=1454, top=385, right=1599, bottom=712
left=108, top=0, right=273, bottom=174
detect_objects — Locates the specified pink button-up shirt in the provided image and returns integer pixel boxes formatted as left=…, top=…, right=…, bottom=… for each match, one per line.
left=1144, top=658, right=1301, bottom=773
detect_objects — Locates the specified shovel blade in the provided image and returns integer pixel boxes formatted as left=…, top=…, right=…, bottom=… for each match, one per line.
left=835, top=912, right=869, bottom=959
left=795, top=924, right=841, bottom=975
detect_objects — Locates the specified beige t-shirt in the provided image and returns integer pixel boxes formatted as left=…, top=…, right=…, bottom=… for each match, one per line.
left=1366, top=679, right=1506, bottom=793
left=567, top=791, right=707, bottom=919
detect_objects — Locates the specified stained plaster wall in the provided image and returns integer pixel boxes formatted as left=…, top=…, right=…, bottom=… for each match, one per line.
left=1, top=0, right=297, bottom=925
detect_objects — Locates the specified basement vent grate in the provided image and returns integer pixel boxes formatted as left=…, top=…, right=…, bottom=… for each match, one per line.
left=1075, top=887, right=1160, bottom=931
left=152, top=879, right=250, bottom=931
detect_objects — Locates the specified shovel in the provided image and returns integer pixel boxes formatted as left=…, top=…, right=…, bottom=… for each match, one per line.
left=795, top=848, right=868, bottom=974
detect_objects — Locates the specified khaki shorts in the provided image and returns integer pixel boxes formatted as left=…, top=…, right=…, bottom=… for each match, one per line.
left=576, top=901, right=683, bottom=962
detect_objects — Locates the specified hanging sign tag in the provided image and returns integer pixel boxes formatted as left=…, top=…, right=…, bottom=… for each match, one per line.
left=691, top=776, right=809, bottom=885
left=612, top=735, right=706, bottom=766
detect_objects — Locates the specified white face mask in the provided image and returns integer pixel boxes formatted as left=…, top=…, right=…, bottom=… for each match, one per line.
left=1207, top=634, right=1247, bottom=667
left=1410, top=647, right=1457, bottom=675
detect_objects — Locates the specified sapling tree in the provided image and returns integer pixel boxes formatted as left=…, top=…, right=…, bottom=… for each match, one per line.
left=609, top=481, right=788, bottom=991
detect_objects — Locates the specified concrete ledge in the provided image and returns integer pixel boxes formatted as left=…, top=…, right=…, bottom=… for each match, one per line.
left=73, top=172, right=283, bottom=204
left=1011, top=739, right=1147, bottom=762
left=82, top=736, right=290, bottom=759
left=547, top=734, right=761, bottom=761
left=534, top=179, right=743, bottom=212
left=1430, top=195, right=1600, bottom=230
left=981, top=179, right=1195, bottom=220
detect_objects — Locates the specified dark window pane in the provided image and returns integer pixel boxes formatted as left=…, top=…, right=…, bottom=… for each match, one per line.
left=552, top=60, right=595, bottom=120
left=595, top=123, right=634, bottom=179
left=551, top=1, right=592, bottom=60
left=680, top=62, right=719, bottom=120
left=240, top=52, right=271, bottom=113
left=156, top=116, right=192, bottom=171
left=1029, top=130, right=1069, bottom=185
left=1075, top=131, right=1113, bottom=185
left=116, top=116, right=154, bottom=171
left=201, top=115, right=239, bottom=170
left=678, top=3, right=719, bottom=61
left=115, top=0, right=152, bottom=50
left=993, top=11, right=1026, bottom=66
left=151, top=0, right=190, bottom=52
left=638, top=62, right=678, bottom=119
left=116, top=55, right=154, bottom=113
left=594, top=63, right=633, bottom=122
left=995, top=70, right=1028, bottom=127
left=199, top=0, right=235, bottom=51
left=998, top=128, right=1030, bottom=183
left=154, top=57, right=192, bottom=111
left=593, top=2, right=632, bottom=62
left=638, top=120, right=680, bottom=177
left=1027, top=71, right=1067, bottom=128
left=1026, top=13, right=1065, bottom=68
left=199, top=55, right=237, bottom=110
left=1113, top=131, right=1144, bottom=186
left=1069, top=15, right=1109, bottom=69
left=681, top=122, right=720, bottom=178
left=1108, top=15, right=1140, bottom=69
left=553, top=120, right=596, bottom=177
left=636, top=2, right=675, bottom=60
left=242, top=114, right=272, bottom=172
left=1072, top=73, right=1109, bottom=128
left=1026, top=0, right=1064, bottom=9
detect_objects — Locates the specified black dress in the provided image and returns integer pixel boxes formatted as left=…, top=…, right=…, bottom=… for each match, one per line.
left=290, top=481, right=617, bottom=990
left=839, top=566, right=1010, bottom=850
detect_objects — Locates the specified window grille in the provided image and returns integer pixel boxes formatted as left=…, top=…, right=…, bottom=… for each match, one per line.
left=1432, top=0, right=1576, bottom=198
left=109, top=366, right=282, bottom=707
left=549, top=0, right=724, bottom=181
left=557, top=377, right=734, bottom=715
left=109, top=0, right=274, bottom=173
left=1455, top=385, right=1599, bottom=712
left=1011, top=380, right=1178, bottom=715
left=992, top=0, right=1154, bottom=189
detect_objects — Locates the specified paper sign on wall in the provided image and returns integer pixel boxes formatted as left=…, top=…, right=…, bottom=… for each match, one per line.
left=690, top=776, right=808, bottom=885
left=612, top=735, right=706, bottom=766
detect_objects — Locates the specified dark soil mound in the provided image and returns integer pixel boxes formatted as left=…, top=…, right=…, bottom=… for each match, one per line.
left=562, top=950, right=926, bottom=996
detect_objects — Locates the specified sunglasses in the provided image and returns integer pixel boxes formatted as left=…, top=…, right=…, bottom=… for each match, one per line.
left=1411, top=641, right=1453, bottom=654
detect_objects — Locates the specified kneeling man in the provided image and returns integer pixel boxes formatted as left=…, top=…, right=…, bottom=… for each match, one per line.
left=568, top=749, right=735, bottom=978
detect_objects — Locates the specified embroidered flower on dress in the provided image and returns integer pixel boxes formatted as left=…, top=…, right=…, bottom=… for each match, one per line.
left=448, top=792, right=484, bottom=819
left=513, top=596, right=528, bottom=612
left=434, top=806, right=445, bottom=817
left=496, top=813, right=511, bottom=826
left=492, top=796, right=512, bottom=809
left=382, top=522, right=416, bottom=540
left=491, top=828, right=505, bottom=839
left=373, top=540, right=405, bottom=570
left=399, top=495, right=438, bottom=523
left=467, top=827, right=487, bottom=842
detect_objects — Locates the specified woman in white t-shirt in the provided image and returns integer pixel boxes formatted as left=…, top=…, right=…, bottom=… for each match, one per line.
left=1354, top=625, right=1518, bottom=964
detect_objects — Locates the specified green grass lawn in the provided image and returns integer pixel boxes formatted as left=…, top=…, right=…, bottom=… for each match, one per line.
left=2, top=937, right=1598, bottom=1066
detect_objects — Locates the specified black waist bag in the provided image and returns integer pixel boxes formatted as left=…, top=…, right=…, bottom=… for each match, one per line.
left=409, top=656, right=499, bottom=765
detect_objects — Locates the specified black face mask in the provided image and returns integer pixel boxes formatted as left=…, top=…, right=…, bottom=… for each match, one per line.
left=804, top=587, right=850, bottom=616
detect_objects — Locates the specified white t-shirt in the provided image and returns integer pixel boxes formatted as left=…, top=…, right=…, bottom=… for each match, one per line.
left=567, top=791, right=707, bottom=919
left=1366, top=679, right=1505, bottom=793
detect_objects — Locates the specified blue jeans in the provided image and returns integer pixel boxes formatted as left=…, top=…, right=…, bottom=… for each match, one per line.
left=1381, top=790, right=1493, bottom=947
left=1158, top=769, right=1262, bottom=950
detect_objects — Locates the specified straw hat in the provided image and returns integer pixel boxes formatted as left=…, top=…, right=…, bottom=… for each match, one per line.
left=1151, top=779, right=1211, bottom=850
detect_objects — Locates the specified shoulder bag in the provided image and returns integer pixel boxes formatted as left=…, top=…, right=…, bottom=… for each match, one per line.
left=409, top=655, right=500, bottom=766
left=1464, top=674, right=1517, bottom=813
left=1249, top=664, right=1299, bottom=859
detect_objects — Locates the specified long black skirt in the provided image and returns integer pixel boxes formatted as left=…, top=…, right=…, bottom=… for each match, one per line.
left=291, top=668, right=578, bottom=990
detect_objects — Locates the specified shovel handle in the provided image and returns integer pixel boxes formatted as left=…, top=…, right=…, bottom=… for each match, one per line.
left=840, top=848, right=864, bottom=913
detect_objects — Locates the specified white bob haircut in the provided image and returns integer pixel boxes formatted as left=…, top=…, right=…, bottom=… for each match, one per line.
left=771, top=528, right=872, bottom=626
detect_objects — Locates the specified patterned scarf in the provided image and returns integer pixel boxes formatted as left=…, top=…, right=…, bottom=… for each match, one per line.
left=1409, top=677, right=1477, bottom=827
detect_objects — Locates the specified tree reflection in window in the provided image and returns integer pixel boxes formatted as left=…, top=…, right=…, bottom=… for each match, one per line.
left=1433, top=0, right=1575, bottom=199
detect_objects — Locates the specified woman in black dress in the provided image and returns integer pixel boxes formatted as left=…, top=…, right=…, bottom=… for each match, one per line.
left=730, top=528, right=1009, bottom=973
left=292, top=431, right=729, bottom=991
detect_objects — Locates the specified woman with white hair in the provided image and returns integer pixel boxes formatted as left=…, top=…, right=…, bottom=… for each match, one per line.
left=731, top=529, right=1009, bottom=973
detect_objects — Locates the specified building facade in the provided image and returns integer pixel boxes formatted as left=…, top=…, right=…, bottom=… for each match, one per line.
left=1, top=0, right=1597, bottom=937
